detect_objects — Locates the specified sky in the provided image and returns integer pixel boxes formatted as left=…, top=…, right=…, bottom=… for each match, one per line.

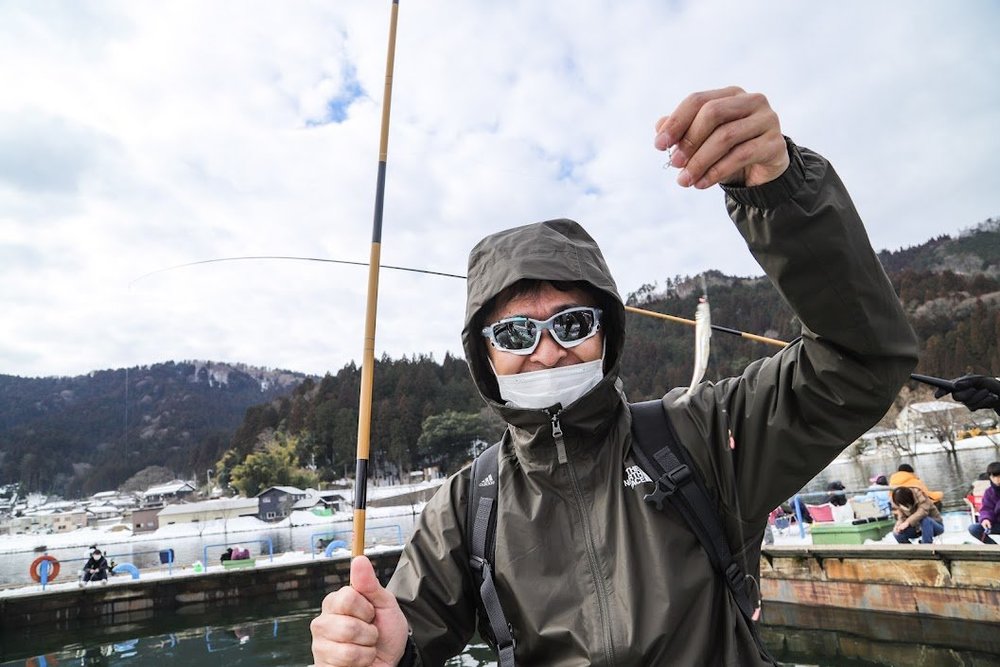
left=1, top=1, right=998, bottom=379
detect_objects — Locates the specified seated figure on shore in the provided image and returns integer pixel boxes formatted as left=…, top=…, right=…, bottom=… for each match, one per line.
left=80, top=548, right=109, bottom=586
left=889, top=464, right=943, bottom=504
left=824, top=480, right=848, bottom=506
left=968, top=461, right=999, bottom=545
left=891, top=487, right=944, bottom=544
left=861, top=474, right=892, bottom=516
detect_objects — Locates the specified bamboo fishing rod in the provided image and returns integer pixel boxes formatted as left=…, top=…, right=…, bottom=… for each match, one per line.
left=624, top=305, right=788, bottom=347
left=353, top=0, right=400, bottom=558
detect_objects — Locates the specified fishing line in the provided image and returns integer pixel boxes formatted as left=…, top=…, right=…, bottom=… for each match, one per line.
left=131, top=255, right=946, bottom=391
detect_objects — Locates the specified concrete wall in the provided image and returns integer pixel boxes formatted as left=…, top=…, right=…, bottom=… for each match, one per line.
left=760, top=543, right=1000, bottom=623
left=0, top=548, right=402, bottom=634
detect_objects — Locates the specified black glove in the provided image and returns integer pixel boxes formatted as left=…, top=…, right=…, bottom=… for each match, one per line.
left=935, top=374, right=1000, bottom=413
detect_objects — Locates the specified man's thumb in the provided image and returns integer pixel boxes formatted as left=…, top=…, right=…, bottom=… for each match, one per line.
left=350, top=556, right=396, bottom=609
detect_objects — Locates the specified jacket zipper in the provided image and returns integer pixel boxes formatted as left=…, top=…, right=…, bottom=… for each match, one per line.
left=548, top=409, right=617, bottom=666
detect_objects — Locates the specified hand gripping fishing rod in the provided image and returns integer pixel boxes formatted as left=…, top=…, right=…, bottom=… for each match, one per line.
left=353, top=0, right=401, bottom=558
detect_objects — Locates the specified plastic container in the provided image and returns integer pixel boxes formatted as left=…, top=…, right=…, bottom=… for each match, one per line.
left=810, top=519, right=894, bottom=545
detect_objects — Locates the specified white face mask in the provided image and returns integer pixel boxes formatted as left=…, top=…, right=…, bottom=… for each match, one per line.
left=495, top=357, right=604, bottom=410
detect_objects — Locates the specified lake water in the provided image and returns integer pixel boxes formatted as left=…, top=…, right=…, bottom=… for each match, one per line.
left=800, top=440, right=1000, bottom=510
left=3, top=592, right=996, bottom=666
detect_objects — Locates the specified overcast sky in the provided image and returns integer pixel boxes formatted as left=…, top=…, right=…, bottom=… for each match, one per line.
left=1, top=1, right=998, bottom=379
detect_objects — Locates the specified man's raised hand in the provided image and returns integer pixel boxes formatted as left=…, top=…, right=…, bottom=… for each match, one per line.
left=654, top=86, right=789, bottom=190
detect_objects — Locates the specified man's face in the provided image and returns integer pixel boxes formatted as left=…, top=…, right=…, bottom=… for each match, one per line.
left=484, top=283, right=604, bottom=376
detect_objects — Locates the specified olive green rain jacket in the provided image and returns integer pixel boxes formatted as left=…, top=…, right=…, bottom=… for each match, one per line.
left=387, top=140, right=919, bottom=666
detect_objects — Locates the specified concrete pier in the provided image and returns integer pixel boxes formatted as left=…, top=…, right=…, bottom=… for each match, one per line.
left=0, top=548, right=402, bottom=634
left=759, top=543, right=1000, bottom=660
left=760, top=543, right=1000, bottom=622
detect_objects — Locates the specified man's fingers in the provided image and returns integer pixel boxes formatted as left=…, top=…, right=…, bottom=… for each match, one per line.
left=654, top=86, right=745, bottom=149
left=322, top=586, right=376, bottom=623
left=677, top=115, right=780, bottom=189
left=311, top=613, right=379, bottom=646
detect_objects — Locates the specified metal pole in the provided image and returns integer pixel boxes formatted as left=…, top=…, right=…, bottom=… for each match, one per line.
left=353, top=0, right=401, bottom=558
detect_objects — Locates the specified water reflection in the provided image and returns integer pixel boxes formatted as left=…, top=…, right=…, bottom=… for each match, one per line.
left=1, top=604, right=499, bottom=667
left=5, top=605, right=997, bottom=667
left=2, top=610, right=309, bottom=667
left=805, top=443, right=1000, bottom=510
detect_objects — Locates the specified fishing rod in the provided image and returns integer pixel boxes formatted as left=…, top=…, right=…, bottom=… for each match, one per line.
left=353, top=0, right=401, bottom=558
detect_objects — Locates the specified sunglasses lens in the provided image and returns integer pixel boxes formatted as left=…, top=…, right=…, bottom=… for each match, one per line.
left=493, top=319, right=538, bottom=351
left=552, top=309, right=596, bottom=343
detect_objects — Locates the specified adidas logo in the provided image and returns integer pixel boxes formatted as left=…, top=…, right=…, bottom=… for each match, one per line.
left=478, top=474, right=496, bottom=487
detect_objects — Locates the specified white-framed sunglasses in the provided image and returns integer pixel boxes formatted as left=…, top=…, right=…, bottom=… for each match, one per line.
left=481, top=306, right=602, bottom=355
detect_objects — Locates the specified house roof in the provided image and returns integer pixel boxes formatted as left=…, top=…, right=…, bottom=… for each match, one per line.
left=144, top=480, right=196, bottom=496
left=157, top=497, right=258, bottom=517
left=257, top=486, right=305, bottom=497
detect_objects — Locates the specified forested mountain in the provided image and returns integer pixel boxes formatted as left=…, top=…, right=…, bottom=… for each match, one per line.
left=212, top=218, right=1000, bottom=491
left=3, top=219, right=998, bottom=497
left=0, top=361, right=307, bottom=496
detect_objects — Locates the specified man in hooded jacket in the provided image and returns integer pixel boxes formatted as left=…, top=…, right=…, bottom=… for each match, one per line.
left=310, top=87, right=919, bottom=666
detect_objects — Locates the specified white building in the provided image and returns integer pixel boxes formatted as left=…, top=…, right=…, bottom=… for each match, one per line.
left=156, top=497, right=259, bottom=525
left=896, top=400, right=969, bottom=439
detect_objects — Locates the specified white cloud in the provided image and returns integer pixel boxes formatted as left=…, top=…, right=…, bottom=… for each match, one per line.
left=0, top=0, right=998, bottom=378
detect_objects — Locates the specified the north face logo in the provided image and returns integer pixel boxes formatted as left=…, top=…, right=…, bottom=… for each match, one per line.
left=623, top=465, right=652, bottom=489
left=478, top=474, right=496, bottom=487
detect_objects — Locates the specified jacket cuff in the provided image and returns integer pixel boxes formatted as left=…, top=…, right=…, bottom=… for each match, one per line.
left=721, top=136, right=805, bottom=209
left=398, top=635, right=419, bottom=667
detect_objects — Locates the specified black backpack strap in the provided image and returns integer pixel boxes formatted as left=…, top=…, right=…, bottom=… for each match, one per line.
left=467, top=441, right=515, bottom=667
left=629, top=399, right=775, bottom=664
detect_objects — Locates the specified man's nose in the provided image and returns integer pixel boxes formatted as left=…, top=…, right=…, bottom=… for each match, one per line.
left=530, top=330, right=566, bottom=366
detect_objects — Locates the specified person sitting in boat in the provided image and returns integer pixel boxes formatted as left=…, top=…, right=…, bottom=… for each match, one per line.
left=933, top=374, right=1000, bottom=416
left=889, top=463, right=943, bottom=505
left=968, top=461, right=999, bottom=545
left=891, top=487, right=944, bottom=544
left=80, top=548, right=110, bottom=586
left=232, top=546, right=250, bottom=560
left=220, top=547, right=234, bottom=563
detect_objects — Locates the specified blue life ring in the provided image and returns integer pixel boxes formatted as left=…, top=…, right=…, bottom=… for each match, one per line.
left=324, top=540, right=348, bottom=558
left=112, top=562, right=140, bottom=580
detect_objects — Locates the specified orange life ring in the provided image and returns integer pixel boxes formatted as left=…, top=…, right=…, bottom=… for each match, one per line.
left=29, top=555, right=60, bottom=583
left=25, top=656, right=59, bottom=667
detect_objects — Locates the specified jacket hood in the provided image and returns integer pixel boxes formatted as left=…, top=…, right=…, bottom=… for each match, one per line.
left=461, top=219, right=626, bottom=415
left=888, top=470, right=944, bottom=502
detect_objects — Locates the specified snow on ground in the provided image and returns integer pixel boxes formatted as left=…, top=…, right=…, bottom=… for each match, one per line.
left=0, top=501, right=429, bottom=555
left=833, top=434, right=1000, bottom=464
left=365, top=479, right=444, bottom=500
